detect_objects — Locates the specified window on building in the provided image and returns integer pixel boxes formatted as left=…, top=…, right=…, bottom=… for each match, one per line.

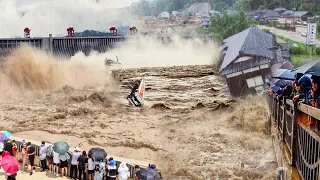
left=246, top=76, right=264, bottom=88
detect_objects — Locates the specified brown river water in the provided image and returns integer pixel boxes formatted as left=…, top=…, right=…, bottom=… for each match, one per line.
left=0, top=37, right=276, bottom=179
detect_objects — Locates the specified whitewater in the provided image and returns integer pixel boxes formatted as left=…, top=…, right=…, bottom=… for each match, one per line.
left=0, top=0, right=277, bottom=179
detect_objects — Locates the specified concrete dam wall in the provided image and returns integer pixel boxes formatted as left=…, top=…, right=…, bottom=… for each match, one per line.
left=0, top=34, right=127, bottom=60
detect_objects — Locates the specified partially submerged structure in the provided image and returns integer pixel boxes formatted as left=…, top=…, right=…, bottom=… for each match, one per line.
left=219, top=27, right=288, bottom=97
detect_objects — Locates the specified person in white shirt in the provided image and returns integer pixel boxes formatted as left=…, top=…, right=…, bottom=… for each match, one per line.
left=39, top=141, right=47, bottom=172
left=70, top=147, right=82, bottom=179
left=53, top=151, right=60, bottom=176
left=0, top=141, right=4, bottom=158
left=87, top=155, right=95, bottom=180
left=118, top=161, right=129, bottom=180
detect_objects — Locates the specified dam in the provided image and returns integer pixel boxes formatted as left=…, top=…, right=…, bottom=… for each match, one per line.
left=0, top=34, right=127, bottom=60
left=0, top=30, right=214, bottom=61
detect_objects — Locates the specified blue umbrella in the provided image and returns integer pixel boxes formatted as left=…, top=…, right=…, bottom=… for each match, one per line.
left=304, top=61, right=320, bottom=76
left=275, top=79, right=292, bottom=88
left=278, top=69, right=297, bottom=80
left=0, top=131, right=11, bottom=141
left=53, top=141, right=70, bottom=154
left=297, top=60, right=320, bottom=74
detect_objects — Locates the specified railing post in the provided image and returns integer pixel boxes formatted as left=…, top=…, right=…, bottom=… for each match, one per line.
left=281, top=96, right=286, bottom=141
left=290, top=102, right=299, bottom=166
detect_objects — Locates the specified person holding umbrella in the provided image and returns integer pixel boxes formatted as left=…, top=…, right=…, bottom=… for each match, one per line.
left=53, top=150, right=60, bottom=176
left=59, top=152, right=70, bottom=177
left=87, top=154, right=95, bottom=180
left=94, top=159, right=106, bottom=180
left=53, top=141, right=70, bottom=176
left=1, top=154, right=19, bottom=180
left=88, top=148, right=107, bottom=180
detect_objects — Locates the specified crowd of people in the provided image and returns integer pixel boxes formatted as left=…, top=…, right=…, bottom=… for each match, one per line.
left=270, top=73, right=320, bottom=108
left=269, top=73, right=320, bottom=129
left=0, top=139, right=163, bottom=180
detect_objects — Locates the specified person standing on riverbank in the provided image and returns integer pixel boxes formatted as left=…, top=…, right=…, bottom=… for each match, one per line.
left=118, top=162, right=129, bottom=180
left=77, top=151, right=88, bottom=180
left=21, top=142, right=28, bottom=172
left=5, top=139, right=13, bottom=156
left=12, top=140, right=17, bottom=157
left=87, top=155, right=95, bottom=180
left=106, top=160, right=117, bottom=180
left=39, top=141, right=47, bottom=172
left=70, top=147, right=81, bottom=179
left=46, top=144, right=54, bottom=173
left=27, top=142, right=35, bottom=176
left=53, top=150, right=60, bottom=176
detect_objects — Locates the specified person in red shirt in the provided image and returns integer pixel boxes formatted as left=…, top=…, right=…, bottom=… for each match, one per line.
left=12, top=140, right=17, bottom=157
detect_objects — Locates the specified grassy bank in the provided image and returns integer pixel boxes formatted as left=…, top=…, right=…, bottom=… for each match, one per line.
left=275, top=35, right=320, bottom=67
left=291, top=54, right=320, bottom=67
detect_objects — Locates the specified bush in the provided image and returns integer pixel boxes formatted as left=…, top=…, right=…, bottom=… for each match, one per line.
left=262, top=28, right=271, bottom=33
left=316, top=47, right=320, bottom=55
left=290, top=46, right=305, bottom=55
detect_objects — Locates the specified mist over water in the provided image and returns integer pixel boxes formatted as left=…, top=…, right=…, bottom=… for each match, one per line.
left=105, top=36, right=219, bottom=68
left=0, top=0, right=136, bottom=37
left=0, top=1, right=276, bottom=179
left=0, top=36, right=219, bottom=97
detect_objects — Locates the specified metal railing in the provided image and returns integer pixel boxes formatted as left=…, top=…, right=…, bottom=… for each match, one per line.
left=267, top=94, right=320, bottom=179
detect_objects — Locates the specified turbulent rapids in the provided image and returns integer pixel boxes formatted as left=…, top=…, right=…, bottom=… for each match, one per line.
left=0, top=45, right=277, bottom=179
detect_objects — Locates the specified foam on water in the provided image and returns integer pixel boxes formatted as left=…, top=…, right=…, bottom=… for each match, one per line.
left=0, top=3, right=276, bottom=177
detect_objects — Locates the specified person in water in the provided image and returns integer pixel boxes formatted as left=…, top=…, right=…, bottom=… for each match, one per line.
left=127, top=79, right=142, bottom=106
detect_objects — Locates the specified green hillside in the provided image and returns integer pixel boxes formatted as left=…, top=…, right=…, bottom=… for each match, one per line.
left=131, top=0, right=319, bottom=16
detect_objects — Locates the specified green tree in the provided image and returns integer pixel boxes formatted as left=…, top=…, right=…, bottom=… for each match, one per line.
left=234, top=0, right=253, bottom=12
left=210, top=11, right=258, bottom=41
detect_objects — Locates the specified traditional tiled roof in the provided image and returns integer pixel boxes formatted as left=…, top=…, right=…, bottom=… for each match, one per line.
left=219, top=27, right=276, bottom=74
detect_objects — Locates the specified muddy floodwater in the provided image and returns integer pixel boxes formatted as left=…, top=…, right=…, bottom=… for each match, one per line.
left=0, top=64, right=276, bottom=179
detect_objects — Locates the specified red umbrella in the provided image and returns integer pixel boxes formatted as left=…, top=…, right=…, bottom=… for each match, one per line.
left=1, top=155, right=19, bottom=174
left=2, top=151, right=10, bottom=157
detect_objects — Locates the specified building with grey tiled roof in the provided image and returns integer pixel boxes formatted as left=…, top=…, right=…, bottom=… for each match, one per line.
left=219, top=27, right=287, bottom=97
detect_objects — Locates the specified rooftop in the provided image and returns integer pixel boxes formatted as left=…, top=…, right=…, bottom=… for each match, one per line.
left=219, top=27, right=275, bottom=73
